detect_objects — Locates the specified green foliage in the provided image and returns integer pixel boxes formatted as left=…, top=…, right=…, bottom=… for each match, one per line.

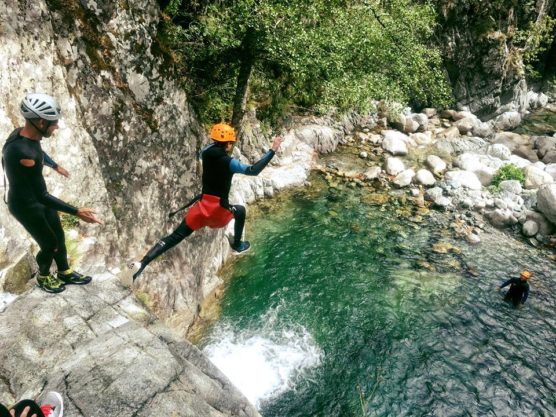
left=160, top=0, right=453, bottom=126
left=60, top=213, right=80, bottom=230
left=491, top=164, right=526, bottom=189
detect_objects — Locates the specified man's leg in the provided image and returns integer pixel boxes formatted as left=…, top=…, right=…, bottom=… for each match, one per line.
left=43, top=208, right=92, bottom=285
left=131, top=220, right=194, bottom=280
left=9, top=206, right=65, bottom=293
left=230, top=205, right=250, bottom=253
left=0, top=403, right=10, bottom=417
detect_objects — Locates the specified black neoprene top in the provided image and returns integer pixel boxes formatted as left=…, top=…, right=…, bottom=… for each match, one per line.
left=2, top=128, right=78, bottom=214
left=200, top=143, right=275, bottom=207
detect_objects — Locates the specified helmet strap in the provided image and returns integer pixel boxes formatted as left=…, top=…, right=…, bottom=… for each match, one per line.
left=28, top=119, right=49, bottom=136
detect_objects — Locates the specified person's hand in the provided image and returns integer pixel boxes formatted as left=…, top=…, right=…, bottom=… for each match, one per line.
left=55, top=165, right=70, bottom=178
left=10, top=406, right=37, bottom=417
left=271, top=135, right=284, bottom=152
left=77, top=208, right=103, bottom=224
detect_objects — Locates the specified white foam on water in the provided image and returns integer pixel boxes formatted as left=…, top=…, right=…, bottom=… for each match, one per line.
left=203, top=308, right=322, bottom=408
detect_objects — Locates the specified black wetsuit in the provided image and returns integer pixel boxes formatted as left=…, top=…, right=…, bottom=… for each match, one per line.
left=2, top=128, right=77, bottom=275
left=500, top=278, right=530, bottom=306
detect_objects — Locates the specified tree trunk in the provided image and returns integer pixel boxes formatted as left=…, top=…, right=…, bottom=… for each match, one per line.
left=232, top=30, right=256, bottom=130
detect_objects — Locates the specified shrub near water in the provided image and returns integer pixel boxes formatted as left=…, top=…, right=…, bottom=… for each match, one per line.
left=491, top=164, right=526, bottom=188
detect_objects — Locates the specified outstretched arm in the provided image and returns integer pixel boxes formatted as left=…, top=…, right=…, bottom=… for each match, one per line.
left=497, top=278, right=513, bottom=291
left=229, top=136, right=284, bottom=176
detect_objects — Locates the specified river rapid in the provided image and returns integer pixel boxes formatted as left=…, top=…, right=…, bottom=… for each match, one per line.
left=198, top=110, right=556, bottom=417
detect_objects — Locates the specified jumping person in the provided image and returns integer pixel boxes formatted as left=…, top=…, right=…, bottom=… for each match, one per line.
left=2, top=93, right=102, bottom=293
left=130, top=123, right=284, bottom=281
left=497, top=270, right=531, bottom=307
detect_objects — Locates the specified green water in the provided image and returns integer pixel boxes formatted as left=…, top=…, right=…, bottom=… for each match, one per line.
left=200, top=108, right=556, bottom=416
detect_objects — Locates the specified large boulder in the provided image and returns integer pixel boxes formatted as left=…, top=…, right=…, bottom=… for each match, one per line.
left=415, top=169, right=436, bottom=186
left=393, top=169, right=415, bottom=188
left=444, top=170, right=482, bottom=190
left=485, top=208, right=518, bottom=228
left=533, top=136, right=556, bottom=158
left=487, top=144, right=511, bottom=160
left=382, top=130, right=410, bottom=155
left=493, top=111, right=522, bottom=131
left=492, top=132, right=530, bottom=151
left=426, top=155, right=447, bottom=175
left=385, top=157, right=405, bottom=176
left=524, top=165, right=553, bottom=189
left=472, top=121, right=494, bottom=138
left=545, top=163, right=556, bottom=180
left=537, top=184, right=556, bottom=225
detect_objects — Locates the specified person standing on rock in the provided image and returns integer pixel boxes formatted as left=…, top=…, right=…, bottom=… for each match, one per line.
left=129, top=122, right=283, bottom=281
left=2, top=93, right=102, bottom=293
left=497, top=270, right=531, bottom=307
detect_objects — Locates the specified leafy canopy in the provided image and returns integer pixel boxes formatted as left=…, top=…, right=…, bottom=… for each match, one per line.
left=161, top=0, right=453, bottom=125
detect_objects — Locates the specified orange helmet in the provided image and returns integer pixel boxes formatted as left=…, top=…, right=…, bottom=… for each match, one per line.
left=520, top=271, right=531, bottom=279
left=210, top=123, right=236, bottom=142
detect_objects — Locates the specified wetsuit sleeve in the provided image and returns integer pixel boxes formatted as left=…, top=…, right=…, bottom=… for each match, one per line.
left=499, top=278, right=514, bottom=289
left=229, top=150, right=275, bottom=176
left=522, top=285, right=529, bottom=303
left=26, top=167, right=78, bottom=214
left=42, top=152, right=58, bottom=169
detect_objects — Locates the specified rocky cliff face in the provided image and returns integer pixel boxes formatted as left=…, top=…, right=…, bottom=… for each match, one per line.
left=437, top=0, right=556, bottom=118
left=0, top=0, right=224, bottom=329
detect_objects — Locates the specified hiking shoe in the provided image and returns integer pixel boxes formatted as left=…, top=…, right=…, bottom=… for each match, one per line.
left=40, top=391, right=64, bottom=417
left=57, top=269, right=92, bottom=285
left=231, top=240, right=251, bottom=254
left=37, top=274, right=66, bottom=293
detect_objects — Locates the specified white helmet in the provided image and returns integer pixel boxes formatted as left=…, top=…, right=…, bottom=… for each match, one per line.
left=20, top=93, right=61, bottom=121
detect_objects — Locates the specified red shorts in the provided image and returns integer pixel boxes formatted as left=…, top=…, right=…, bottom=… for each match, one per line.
left=185, top=194, right=234, bottom=231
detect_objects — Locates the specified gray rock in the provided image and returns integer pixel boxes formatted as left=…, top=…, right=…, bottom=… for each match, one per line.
left=542, top=150, right=556, bottom=164
left=522, top=220, right=539, bottom=237
left=513, top=145, right=539, bottom=162
left=364, top=166, right=382, bottom=180
left=487, top=144, right=511, bottom=160
left=499, top=180, right=523, bottom=195
left=415, top=169, right=436, bottom=186
left=493, top=111, right=522, bottom=131
left=455, top=117, right=476, bottom=135
left=545, top=163, right=556, bottom=180
left=533, top=135, right=556, bottom=158
left=426, top=155, right=447, bottom=175
left=537, top=184, right=556, bottom=225
left=382, top=130, right=410, bottom=155
left=385, top=157, right=405, bottom=176
left=521, top=210, right=555, bottom=235
left=524, top=165, right=553, bottom=189
left=393, top=169, right=415, bottom=188
left=423, top=108, right=437, bottom=118
left=485, top=208, right=518, bottom=228
left=0, top=279, right=260, bottom=417
left=425, top=187, right=444, bottom=202
left=444, top=170, right=483, bottom=190
left=472, top=122, right=494, bottom=138
left=492, top=132, right=530, bottom=152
